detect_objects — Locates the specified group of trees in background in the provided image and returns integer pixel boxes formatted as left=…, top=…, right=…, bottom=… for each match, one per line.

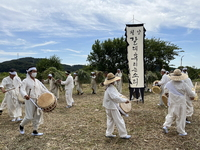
left=0, top=37, right=199, bottom=82
left=87, top=37, right=183, bottom=73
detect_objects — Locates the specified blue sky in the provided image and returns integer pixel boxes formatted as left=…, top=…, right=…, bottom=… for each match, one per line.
left=0, top=0, right=200, bottom=68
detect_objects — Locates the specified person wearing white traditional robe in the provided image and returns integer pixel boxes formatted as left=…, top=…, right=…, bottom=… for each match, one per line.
left=60, top=71, right=74, bottom=108
left=74, top=73, right=83, bottom=95
left=91, top=72, right=97, bottom=94
left=19, top=67, right=50, bottom=136
left=162, top=69, right=195, bottom=136
left=115, top=69, right=123, bottom=93
left=0, top=69, right=22, bottom=121
left=44, top=74, right=60, bottom=99
left=103, top=73, right=131, bottom=139
left=156, top=69, right=170, bottom=106
left=182, top=67, right=188, bottom=75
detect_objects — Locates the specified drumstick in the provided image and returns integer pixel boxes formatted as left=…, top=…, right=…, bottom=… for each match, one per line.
left=29, top=98, right=42, bottom=111
left=5, top=88, right=15, bottom=92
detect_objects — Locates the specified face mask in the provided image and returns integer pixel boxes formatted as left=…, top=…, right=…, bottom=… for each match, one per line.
left=31, top=72, right=37, bottom=78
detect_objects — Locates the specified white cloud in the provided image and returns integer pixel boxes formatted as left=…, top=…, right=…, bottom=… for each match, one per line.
left=0, top=50, right=37, bottom=56
left=0, top=38, right=27, bottom=46
left=41, top=49, right=60, bottom=53
left=26, top=41, right=58, bottom=49
left=0, top=0, right=200, bottom=37
left=70, top=54, right=88, bottom=58
left=65, top=49, right=81, bottom=53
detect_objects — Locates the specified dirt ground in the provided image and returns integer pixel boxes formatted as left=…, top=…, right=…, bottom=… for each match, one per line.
left=0, top=83, right=200, bottom=150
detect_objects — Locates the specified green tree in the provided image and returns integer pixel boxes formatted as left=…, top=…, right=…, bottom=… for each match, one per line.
left=144, top=38, right=183, bottom=71
left=87, top=37, right=128, bottom=73
left=87, top=37, right=184, bottom=74
left=36, top=55, right=63, bottom=73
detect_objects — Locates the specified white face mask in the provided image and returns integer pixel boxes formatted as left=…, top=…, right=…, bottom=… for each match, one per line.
left=31, top=72, right=37, bottom=78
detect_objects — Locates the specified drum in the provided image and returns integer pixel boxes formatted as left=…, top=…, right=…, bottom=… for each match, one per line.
left=162, top=95, right=168, bottom=106
left=18, top=94, right=25, bottom=104
left=152, top=80, right=162, bottom=94
left=37, top=93, right=57, bottom=112
left=119, top=95, right=131, bottom=113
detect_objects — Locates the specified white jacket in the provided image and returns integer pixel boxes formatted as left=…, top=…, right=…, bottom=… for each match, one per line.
left=103, top=84, right=127, bottom=110
left=61, top=75, right=74, bottom=90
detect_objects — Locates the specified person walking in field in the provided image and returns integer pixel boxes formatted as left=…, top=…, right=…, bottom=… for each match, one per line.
left=90, top=72, right=97, bottom=94
left=43, top=74, right=60, bottom=99
left=0, top=69, right=22, bottom=121
left=115, top=69, right=123, bottom=93
left=59, top=71, right=74, bottom=108
left=19, top=66, right=50, bottom=136
left=162, top=69, right=195, bottom=136
left=74, top=72, right=83, bottom=95
left=103, top=73, right=131, bottom=139
left=155, top=69, right=170, bottom=106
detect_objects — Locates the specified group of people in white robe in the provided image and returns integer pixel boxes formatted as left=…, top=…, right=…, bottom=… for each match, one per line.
left=1, top=66, right=195, bottom=138
left=0, top=67, right=127, bottom=138
left=156, top=68, right=196, bottom=136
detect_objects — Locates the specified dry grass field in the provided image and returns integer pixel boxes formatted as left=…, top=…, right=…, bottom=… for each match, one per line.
left=0, top=83, right=200, bottom=150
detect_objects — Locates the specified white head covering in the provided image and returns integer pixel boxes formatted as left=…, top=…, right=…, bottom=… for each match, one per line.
left=183, top=67, right=187, bottom=71
left=26, top=67, right=37, bottom=72
left=9, top=71, right=17, bottom=75
left=48, top=74, right=52, bottom=77
left=65, top=71, right=70, bottom=74
left=161, top=69, right=166, bottom=72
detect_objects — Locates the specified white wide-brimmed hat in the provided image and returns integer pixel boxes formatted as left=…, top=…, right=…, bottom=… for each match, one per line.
left=103, top=73, right=120, bottom=85
left=170, top=69, right=188, bottom=81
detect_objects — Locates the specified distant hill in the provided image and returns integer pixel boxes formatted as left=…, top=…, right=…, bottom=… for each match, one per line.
left=0, top=57, right=84, bottom=73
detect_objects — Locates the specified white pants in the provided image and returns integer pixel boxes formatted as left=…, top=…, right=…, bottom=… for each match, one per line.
left=163, top=103, right=187, bottom=134
left=105, top=109, right=127, bottom=137
left=65, top=89, right=74, bottom=106
left=91, top=82, right=97, bottom=93
left=51, top=88, right=59, bottom=99
left=76, top=84, right=83, bottom=94
left=20, top=98, right=43, bottom=131
left=0, top=93, right=22, bottom=118
left=186, top=99, right=193, bottom=117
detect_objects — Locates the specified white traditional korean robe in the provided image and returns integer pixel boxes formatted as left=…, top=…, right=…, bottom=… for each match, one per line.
left=0, top=76, right=22, bottom=118
left=91, top=75, right=97, bottom=94
left=74, top=76, right=83, bottom=94
left=163, top=80, right=195, bottom=134
left=103, top=84, right=128, bottom=137
left=20, top=74, right=49, bottom=130
left=44, top=78, right=59, bottom=99
left=61, top=74, right=74, bottom=106
left=158, top=74, right=170, bottom=105
left=115, top=72, right=122, bottom=93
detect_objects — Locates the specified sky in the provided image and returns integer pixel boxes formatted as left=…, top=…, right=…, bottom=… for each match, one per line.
left=0, top=0, right=200, bottom=69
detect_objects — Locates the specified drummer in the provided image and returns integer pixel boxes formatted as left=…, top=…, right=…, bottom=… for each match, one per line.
left=103, top=73, right=131, bottom=139
left=155, top=69, right=170, bottom=106
left=19, top=66, right=50, bottom=136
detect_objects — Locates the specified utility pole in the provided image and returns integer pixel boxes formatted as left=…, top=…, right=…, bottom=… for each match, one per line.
left=181, top=55, right=184, bottom=66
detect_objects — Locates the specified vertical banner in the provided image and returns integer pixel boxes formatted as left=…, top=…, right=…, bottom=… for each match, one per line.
left=125, top=24, right=145, bottom=88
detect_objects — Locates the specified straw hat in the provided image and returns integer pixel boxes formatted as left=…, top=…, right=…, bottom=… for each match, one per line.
left=103, top=73, right=120, bottom=85
left=162, top=95, right=168, bottom=106
left=152, top=86, right=162, bottom=94
left=169, top=69, right=188, bottom=81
